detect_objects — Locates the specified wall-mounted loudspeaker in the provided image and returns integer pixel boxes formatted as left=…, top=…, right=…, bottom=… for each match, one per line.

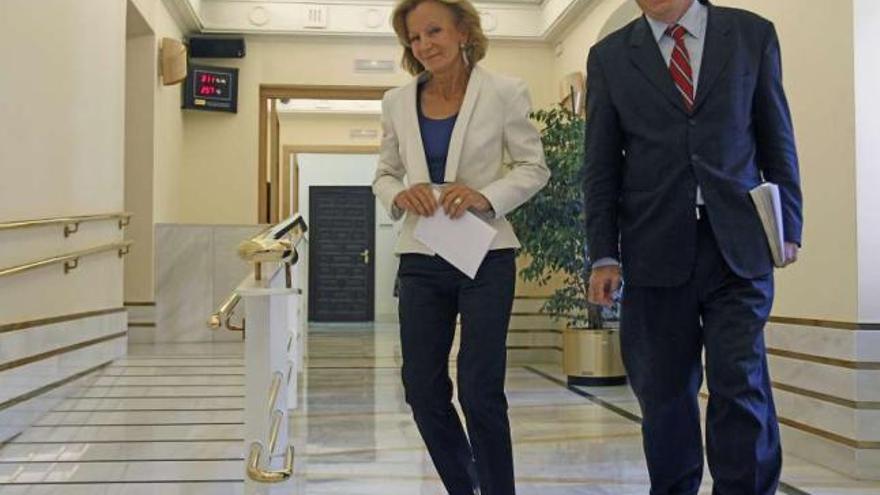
left=160, top=38, right=187, bottom=85
left=189, top=36, right=246, bottom=58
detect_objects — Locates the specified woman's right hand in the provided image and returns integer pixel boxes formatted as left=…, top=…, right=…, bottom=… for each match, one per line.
left=393, top=184, right=438, bottom=217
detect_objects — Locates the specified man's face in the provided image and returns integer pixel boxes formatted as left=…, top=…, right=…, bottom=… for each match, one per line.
left=635, top=0, right=694, bottom=23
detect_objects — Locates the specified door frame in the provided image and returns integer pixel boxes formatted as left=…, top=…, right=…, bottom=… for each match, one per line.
left=282, top=145, right=379, bottom=219
left=257, top=85, right=391, bottom=224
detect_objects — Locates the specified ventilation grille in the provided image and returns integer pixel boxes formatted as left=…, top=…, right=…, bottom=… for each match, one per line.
left=303, top=5, right=328, bottom=29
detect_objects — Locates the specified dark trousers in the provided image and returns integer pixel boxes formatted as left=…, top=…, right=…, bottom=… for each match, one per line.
left=398, top=249, right=516, bottom=495
left=620, top=215, right=781, bottom=495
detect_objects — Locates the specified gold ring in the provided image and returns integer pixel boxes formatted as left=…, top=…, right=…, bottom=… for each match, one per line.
left=453, top=197, right=463, bottom=205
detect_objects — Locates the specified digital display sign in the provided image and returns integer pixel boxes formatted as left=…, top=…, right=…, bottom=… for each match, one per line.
left=183, top=65, right=238, bottom=113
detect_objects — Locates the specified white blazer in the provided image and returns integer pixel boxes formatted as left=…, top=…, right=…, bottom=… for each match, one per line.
left=373, top=65, right=550, bottom=255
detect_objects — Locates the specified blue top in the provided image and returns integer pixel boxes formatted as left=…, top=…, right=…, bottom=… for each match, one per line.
left=417, top=83, right=457, bottom=184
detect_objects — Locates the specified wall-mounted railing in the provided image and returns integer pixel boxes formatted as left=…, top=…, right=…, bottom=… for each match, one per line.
left=0, top=212, right=133, bottom=237
left=0, top=241, right=133, bottom=279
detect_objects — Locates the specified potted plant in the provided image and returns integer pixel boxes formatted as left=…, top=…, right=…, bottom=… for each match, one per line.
left=509, top=105, right=626, bottom=386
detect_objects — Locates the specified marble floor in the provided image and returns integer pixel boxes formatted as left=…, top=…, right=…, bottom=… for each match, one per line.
left=1, top=324, right=879, bottom=494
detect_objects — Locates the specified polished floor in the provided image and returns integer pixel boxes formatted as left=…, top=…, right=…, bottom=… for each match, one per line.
left=1, top=324, right=878, bottom=494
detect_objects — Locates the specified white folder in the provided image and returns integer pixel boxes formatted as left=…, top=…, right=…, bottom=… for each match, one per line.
left=749, top=182, right=785, bottom=267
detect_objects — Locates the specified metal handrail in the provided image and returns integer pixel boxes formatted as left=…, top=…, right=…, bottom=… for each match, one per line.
left=267, top=371, right=283, bottom=413
left=0, top=241, right=133, bottom=279
left=266, top=409, right=283, bottom=455
left=209, top=214, right=308, bottom=328
left=246, top=387, right=294, bottom=483
left=208, top=293, right=242, bottom=330
left=246, top=442, right=294, bottom=483
left=0, top=212, right=133, bottom=236
left=237, top=215, right=307, bottom=261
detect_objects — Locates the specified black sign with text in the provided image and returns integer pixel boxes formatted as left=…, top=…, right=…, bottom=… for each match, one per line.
left=183, top=65, right=238, bottom=113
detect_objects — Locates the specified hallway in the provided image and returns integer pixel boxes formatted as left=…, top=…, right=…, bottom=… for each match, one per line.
left=1, top=325, right=878, bottom=494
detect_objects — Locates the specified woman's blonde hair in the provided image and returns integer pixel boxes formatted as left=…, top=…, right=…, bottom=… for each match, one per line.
left=391, top=0, right=488, bottom=75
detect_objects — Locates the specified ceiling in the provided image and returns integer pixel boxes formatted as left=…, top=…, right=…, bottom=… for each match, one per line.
left=162, top=0, right=594, bottom=42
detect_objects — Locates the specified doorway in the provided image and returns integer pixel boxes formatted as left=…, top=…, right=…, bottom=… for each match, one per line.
left=257, top=85, right=390, bottom=224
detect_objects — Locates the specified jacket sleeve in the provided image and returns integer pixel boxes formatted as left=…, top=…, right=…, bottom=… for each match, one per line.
left=753, top=23, right=803, bottom=245
left=372, top=93, right=407, bottom=221
left=583, top=47, right=624, bottom=264
left=478, top=79, right=550, bottom=218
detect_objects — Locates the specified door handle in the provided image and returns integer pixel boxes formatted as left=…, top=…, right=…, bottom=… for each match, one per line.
left=360, top=249, right=370, bottom=265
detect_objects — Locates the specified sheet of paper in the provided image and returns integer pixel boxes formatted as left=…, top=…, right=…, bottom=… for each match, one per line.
left=414, top=202, right=498, bottom=279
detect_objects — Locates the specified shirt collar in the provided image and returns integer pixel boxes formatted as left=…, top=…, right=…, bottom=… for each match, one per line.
left=644, top=0, right=708, bottom=42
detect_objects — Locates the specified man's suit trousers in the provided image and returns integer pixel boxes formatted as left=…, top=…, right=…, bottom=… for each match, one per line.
left=620, top=213, right=781, bottom=495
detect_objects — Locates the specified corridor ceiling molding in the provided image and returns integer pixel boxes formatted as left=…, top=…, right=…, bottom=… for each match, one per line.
left=161, top=0, right=595, bottom=42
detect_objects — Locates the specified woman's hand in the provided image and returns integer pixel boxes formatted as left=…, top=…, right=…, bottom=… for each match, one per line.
left=439, top=183, right=492, bottom=219
left=393, top=184, right=439, bottom=217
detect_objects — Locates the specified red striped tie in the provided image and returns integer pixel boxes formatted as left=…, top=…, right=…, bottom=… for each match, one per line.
left=667, top=24, right=694, bottom=111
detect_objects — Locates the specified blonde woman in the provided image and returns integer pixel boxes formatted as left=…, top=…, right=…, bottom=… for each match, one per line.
left=373, top=0, right=549, bottom=493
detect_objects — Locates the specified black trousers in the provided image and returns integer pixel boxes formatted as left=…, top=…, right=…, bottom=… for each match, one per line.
left=397, top=249, right=516, bottom=495
left=620, top=214, right=781, bottom=495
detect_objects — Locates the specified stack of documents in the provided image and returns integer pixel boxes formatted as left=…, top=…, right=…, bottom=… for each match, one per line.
left=749, top=182, right=785, bottom=267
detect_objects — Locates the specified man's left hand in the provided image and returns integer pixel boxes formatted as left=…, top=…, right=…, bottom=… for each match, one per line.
left=781, top=242, right=799, bottom=267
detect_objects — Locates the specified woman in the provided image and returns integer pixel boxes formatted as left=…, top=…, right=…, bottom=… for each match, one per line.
left=373, top=0, right=549, bottom=493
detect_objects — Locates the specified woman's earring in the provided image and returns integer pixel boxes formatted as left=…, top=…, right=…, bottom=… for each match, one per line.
left=460, top=42, right=470, bottom=66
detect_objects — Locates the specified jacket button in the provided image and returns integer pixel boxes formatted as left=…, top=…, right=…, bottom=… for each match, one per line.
left=688, top=119, right=696, bottom=127
left=691, top=153, right=699, bottom=162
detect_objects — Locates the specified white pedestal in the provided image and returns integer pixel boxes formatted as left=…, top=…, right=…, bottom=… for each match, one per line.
left=237, top=266, right=299, bottom=494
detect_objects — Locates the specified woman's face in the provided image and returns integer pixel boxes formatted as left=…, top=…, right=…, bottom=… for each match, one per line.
left=405, top=1, right=468, bottom=74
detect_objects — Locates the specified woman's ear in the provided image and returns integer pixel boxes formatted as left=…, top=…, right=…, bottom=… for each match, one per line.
left=456, top=23, right=469, bottom=45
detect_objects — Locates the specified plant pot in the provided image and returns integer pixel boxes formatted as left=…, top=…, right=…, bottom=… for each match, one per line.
left=562, top=327, right=626, bottom=386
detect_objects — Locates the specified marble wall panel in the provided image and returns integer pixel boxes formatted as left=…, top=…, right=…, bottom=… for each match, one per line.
left=0, top=337, right=124, bottom=442
left=155, top=225, right=213, bottom=343
left=0, top=312, right=126, bottom=369
left=769, top=355, right=880, bottom=402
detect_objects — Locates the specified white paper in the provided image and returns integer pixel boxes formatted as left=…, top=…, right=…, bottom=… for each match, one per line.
left=749, top=182, right=785, bottom=267
left=414, top=199, right=498, bottom=279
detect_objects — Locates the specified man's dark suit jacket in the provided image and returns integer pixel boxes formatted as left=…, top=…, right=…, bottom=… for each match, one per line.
left=583, top=4, right=803, bottom=287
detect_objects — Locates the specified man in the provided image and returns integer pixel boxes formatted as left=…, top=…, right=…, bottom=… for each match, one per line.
left=582, top=0, right=803, bottom=493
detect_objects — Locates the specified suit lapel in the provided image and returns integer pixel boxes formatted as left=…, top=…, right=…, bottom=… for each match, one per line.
left=404, top=72, right=431, bottom=184
left=629, top=17, right=688, bottom=115
left=692, top=6, right=733, bottom=113
left=443, top=66, right=484, bottom=182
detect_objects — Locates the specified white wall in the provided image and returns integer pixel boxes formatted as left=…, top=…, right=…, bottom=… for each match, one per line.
left=854, top=0, right=880, bottom=322
left=280, top=113, right=381, bottom=148
left=125, top=2, right=157, bottom=303
left=119, top=0, right=187, bottom=304
left=0, top=0, right=127, bottom=322
left=296, top=154, right=399, bottom=322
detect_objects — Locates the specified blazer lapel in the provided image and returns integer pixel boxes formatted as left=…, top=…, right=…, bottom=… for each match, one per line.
left=404, top=72, right=432, bottom=185
left=628, top=17, right=688, bottom=115
left=443, top=65, right=484, bottom=182
left=692, top=6, right=733, bottom=113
